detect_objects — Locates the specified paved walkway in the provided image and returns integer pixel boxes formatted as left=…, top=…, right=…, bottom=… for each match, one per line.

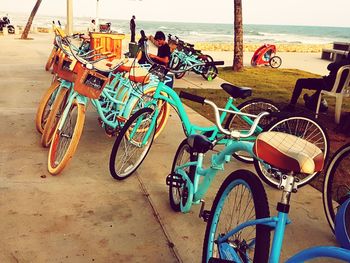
left=0, top=33, right=338, bottom=262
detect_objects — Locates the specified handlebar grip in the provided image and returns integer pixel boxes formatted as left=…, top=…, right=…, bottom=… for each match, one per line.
left=58, top=20, right=61, bottom=27
left=179, top=91, right=205, bottom=104
left=207, top=61, right=224, bottom=66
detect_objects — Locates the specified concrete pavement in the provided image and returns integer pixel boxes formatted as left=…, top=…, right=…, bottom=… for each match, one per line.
left=0, top=33, right=339, bottom=262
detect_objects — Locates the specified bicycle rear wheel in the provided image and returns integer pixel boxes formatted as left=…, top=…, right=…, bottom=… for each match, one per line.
left=255, top=114, right=329, bottom=189
left=35, top=79, right=60, bottom=134
left=323, top=143, right=350, bottom=232
left=109, top=108, right=156, bottom=180
left=41, top=88, right=69, bottom=147
left=168, top=139, right=197, bottom=212
left=202, top=169, right=270, bottom=263
left=48, top=100, right=85, bottom=175
left=225, top=98, right=279, bottom=163
left=201, top=61, right=218, bottom=81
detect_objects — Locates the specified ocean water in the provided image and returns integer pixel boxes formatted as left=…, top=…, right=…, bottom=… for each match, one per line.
left=2, top=12, right=350, bottom=45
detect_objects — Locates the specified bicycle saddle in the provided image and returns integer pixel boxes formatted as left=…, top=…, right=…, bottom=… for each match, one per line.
left=253, top=131, right=324, bottom=174
left=187, top=134, right=212, bottom=154
left=221, top=83, right=252, bottom=99
left=126, top=67, right=150, bottom=84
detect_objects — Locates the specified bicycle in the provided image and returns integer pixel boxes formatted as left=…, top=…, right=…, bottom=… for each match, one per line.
left=202, top=132, right=350, bottom=262
left=46, top=35, right=170, bottom=175
left=323, top=142, right=350, bottom=232
left=109, top=31, right=329, bottom=186
left=37, top=24, right=108, bottom=135
left=168, top=34, right=218, bottom=81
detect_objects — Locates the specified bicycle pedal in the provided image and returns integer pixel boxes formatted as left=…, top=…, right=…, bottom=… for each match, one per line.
left=201, top=210, right=211, bottom=222
left=199, top=200, right=211, bottom=222
left=208, top=258, right=234, bottom=263
left=166, top=173, right=184, bottom=187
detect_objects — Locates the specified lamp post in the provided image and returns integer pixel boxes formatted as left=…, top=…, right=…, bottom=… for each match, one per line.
left=66, top=0, right=73, bottom=35
left=96, top=0, right=100, bottom=31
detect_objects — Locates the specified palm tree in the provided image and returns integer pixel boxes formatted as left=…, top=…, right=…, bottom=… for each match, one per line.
left=233, top=0, right=243, bottom=71
left=21, top=0, right=42, bottom=39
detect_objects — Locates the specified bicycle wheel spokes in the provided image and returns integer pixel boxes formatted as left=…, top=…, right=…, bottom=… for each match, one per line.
left=323, top=144, right=350, bottom=231
left=256, top=115, right=328, bottom=188
left=48, top=100, right=85, bottom=175
left=203, top=170, right=270, bottom=263
left=225, top=98, right=279, bottom=163
left=109, top=108, right=155, bottom=180
left=35, top=79, right=60, bottom=133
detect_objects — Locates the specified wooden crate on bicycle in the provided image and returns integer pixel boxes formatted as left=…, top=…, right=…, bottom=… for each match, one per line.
left=74, top=63, right=109, bottom=99
left=56, top=53, right=79, bottom=82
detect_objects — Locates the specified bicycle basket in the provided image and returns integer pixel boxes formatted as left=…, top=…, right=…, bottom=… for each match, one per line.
left=74, top=63, right=109, bottom=99
left=56, top=54, right=78, bottom=82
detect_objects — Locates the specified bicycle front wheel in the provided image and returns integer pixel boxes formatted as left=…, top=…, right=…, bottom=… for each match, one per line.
left=323, top=143, right=350, bottom=232
left=109, top=108, right=156, bottom=180
left=35, top=79, right=60, bottom=134
left=225, top=98, right=279, bottom=163
left=41, top=88, right=69, bottom=147
left=45, top=46, right=58, bottom=71
left=48, top=100, right=86, bottom=175
left=202, top=169, right=270, bottom=263
left=255, top=114, right=329, bottom=188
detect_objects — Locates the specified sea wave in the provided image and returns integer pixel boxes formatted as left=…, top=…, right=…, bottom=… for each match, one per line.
left=3, top=12, right=350, bottom=45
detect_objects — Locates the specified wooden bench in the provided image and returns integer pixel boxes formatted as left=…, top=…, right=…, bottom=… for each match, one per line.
left=321, top=42, right=350, bottom=61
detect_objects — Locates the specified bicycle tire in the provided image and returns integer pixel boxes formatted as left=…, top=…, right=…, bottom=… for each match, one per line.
left=139, top=87, right=170, bottom=139
left=323, top=143, right=350, bottom=232
left=35, top=79, right=60, bottom=134
left=45, top=46, right=58, bottom=71
left=224, top=98, right=280, bottom=163
left=109, top=107, right=156, bottom=180
left=202, top=169, right=270, bottom=263
left=48, top=100, right=86, bottom=175
left=169, top=139, right=197, bottom=211
left=41, top=88, right=69, bottom=147
left=201, top=59, right=218, bottom=81
left=269, top=56, right=282, bottom=68
left=254, top=114, right=329, bottom=189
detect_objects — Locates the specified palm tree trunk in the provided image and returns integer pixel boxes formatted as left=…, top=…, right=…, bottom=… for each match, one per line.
left=21, top=0, right=42, bottom=39
left=233, top=0, right=243, bottom=71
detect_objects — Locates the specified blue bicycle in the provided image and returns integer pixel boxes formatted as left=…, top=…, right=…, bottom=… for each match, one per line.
left=202, top=132, right=350, bottom=262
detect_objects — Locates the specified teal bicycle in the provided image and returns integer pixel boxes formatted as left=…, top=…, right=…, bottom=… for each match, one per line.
left=46, top=35, right=171, bottom=175
left=168, top=34, right=217, bottom=81
left=202, top=132, right=350, bottom=263
left=109, top=32, right=328, bottom=187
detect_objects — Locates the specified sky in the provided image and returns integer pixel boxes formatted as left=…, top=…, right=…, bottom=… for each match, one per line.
left=1, top=0, right=350, bottom=27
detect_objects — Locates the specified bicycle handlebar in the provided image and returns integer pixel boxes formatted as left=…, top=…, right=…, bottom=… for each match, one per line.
left=179, top=90, right=270, bottom=138
left=179, top=91, right=205, bottom=104
left=55, top=35, right=127, bottom=73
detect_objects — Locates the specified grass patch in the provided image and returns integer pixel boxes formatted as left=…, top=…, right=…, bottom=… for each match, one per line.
left=174, top=66, right=350, bottom=192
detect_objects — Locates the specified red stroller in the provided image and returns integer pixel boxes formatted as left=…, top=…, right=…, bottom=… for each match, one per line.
left=251, top=44, right=282, bottom=68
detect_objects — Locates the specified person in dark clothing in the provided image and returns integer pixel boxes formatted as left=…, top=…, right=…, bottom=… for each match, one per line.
left=148, top=31, right=171, bottom=66
left=137, top=31, right=171, bottom=66
left=284, top=52, right=350, bottom=111
left=130, top=15, right=136, bottom=43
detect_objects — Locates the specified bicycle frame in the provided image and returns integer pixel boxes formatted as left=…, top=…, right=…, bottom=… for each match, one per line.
left=216, top=210, right=350, bottom=263
left=175, top=139, right=255, bottom=213
left=135, top=81, right=263, bottom=146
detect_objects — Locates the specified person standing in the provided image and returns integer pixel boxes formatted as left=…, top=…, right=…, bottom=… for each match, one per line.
left=130, top=15, right=136, bottom=43
left=89, top=19, right=96, bottom=32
